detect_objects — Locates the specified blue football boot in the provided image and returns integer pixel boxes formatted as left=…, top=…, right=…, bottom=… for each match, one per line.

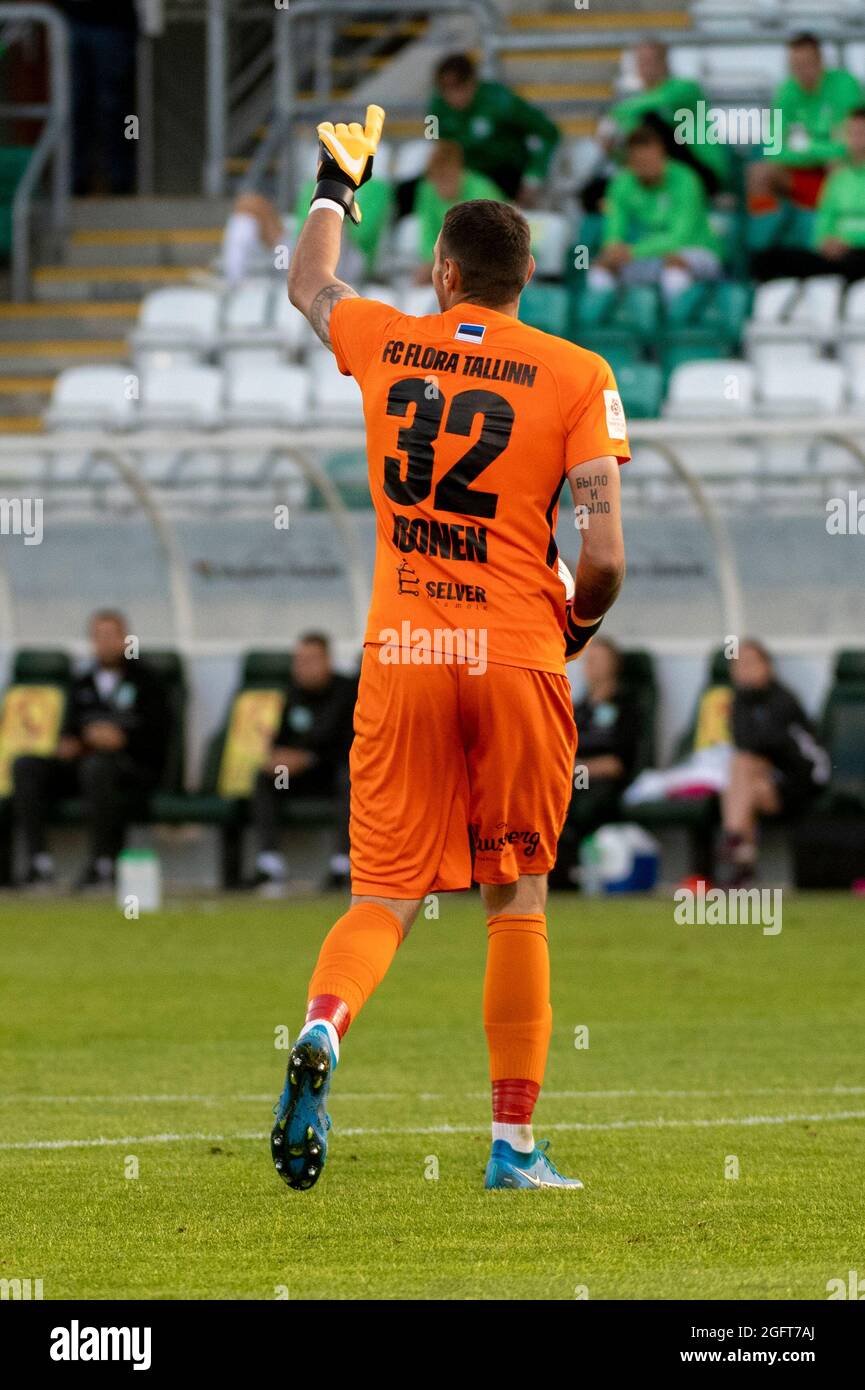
left=484, top=1138, right=584, bottom=1190
left=270, top=1025, right=335, bottom=1191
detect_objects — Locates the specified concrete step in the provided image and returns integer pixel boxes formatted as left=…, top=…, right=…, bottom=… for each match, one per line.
left=67, top=196, right=232, bottom=232
left=0, top=376, right=53, bottom=420
left=0, top=338, right=127, bottom=374
left=33, top=264, right=207, bottom=303
left=0, top=302, right=138, bottom=341
left=0, top=414, right=43, bottom=432
left=63, top=227, right=223, bottom=269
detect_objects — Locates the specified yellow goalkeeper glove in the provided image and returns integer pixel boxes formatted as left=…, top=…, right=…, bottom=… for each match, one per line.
left=312, top=103, right=385, bottom=224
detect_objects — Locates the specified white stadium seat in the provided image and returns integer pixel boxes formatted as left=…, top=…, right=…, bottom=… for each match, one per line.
left=132, top=286, right=221, bottom=358
left=308, top=348, right=363, bottom=422
left=390, top=214, right=422, bottom=267
left=225, top=362, right=309, bottom=426
left=398, top=284, right=438, bottom=318
left=391, top=139, right=432, bottom=182
left=840, top=279, right=865, bottom=342
left=746, top=277, right=843, bottom=358
left=44, top=366, right=137, bottom=431
left=222, top=279, right=274, bottom=335
left=756, top=359, right=846, bottom=417
left=524, top=211, right=570, bottom=279
left=663, top=359, right=756, bottom=419
left=138, top=364, right=224, bottom=428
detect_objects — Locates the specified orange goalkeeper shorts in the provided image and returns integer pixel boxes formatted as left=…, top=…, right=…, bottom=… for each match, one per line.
left=349, top=645, right=577, bottom=897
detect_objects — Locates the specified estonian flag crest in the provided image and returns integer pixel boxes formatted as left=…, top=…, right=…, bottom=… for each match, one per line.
left=455, top=322, right=486, bottom=344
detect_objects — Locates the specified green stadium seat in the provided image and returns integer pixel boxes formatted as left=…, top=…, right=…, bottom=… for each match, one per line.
left=617, top=649, right=657, bottom=777
left=0, top=147, right=31, bottom=257
left=615, top=362, right=663, bottom=420
left=12, top=649, right=72, bottom=685
left=819, top=649, right=865, bottom=814
left=242, top=650, right=294, bottom=688
left=519, top=283, right=569, bottom=337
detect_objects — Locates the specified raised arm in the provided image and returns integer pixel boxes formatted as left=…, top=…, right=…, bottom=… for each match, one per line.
left=286, top=104, right=385, bottom=350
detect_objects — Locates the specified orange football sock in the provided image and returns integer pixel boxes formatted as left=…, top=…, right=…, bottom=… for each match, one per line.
left=483, top=913, right=552, bottom=1088
left=306, top=901, right=404, bottom=1034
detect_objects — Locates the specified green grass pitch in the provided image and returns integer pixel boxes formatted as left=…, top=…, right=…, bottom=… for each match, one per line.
left=1, top=892, right=862, bottom=1301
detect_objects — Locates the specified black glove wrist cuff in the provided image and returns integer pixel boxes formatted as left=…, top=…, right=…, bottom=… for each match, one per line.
left=311, top=177, right=356, bottom=216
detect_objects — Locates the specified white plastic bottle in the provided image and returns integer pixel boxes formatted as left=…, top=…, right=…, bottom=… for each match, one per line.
left=116, top=849, right=162, bottom=914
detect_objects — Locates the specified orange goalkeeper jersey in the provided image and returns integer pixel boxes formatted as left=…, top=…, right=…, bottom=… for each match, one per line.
left=330, top=297, right=631, bottom=674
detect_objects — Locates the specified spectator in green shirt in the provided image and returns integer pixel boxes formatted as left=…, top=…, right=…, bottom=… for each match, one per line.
left=748, top=33, right=862, bottom=213
left=429, top=52, right=560, bottom=204
left=589, top=127, right=723, bottom=301
left=599, top=41, right=729, bottom=197
left=752, top=108, right=865, bottom=283
left=412, top=142, right=503, bottom=282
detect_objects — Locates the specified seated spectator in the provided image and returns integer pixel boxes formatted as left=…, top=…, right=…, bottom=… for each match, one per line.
left=550, top=638, right=641, bottom=889
left=222, top=178, right=392, bottom=287
left=748, top=33, right=862, bottom=218
left=427, top=52, right=560, bottom=206
left=13, top=610, right=170, bottom=890
left=587, top=40, right=728, bottom=207
left=752, top=108, right=865, bottom=283
left=412, top=142, right=503, bottom=282
left=222, top=192, right=288, bottom=286
left=720, top=640, right=830, bottom=887
left=588, top=127, right=723, bottom=301
left=249, top=633, right=357, bottom=894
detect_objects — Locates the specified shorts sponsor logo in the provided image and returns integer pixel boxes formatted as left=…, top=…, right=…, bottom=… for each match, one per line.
left=472, top=821, right=541, bottom=858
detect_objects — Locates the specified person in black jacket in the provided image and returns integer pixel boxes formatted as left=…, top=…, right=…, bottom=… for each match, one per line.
left=721, top=639, right=830, bottom=885
left=250, top=633, right=358, bottom=893
left=550, top=637, right=642, bottom=889
left=54, top=1, right=139, bottom=194
left=13, top=609, right=169, bottom=889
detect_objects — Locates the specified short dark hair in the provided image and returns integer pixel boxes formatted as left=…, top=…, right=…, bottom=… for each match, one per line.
left=435, top=53, right=477, bottom=87
left=296, top=631, right=330, bottom=653
left=850, top=106, right=865, bottom=121
left=89, top=608, right=127, bottom=632
left=440, top=200, right=531, bottom=306
left=626, top=124, right=665, bottom=153
left=789, top=32, right=820, bottom=51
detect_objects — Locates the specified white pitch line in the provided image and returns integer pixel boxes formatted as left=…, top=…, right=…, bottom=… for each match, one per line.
left=2, top=1109, right=864, bottom=1151
left=2, top=1085, right=865, bottom=1105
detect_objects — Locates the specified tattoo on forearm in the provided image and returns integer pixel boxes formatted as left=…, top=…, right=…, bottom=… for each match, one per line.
left=308, top=283, right=358, bottom=350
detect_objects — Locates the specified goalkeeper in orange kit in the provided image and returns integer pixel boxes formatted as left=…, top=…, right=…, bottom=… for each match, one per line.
left=271, top=106, right=628, bottom=1191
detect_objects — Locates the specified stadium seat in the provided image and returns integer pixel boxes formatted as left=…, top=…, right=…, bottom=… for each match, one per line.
left=138, top=364, right=224, bottom=428
left=44, top=366, right=137, bottom=431
left=222, top=278, right=274, bottom=335
left=132, top=286, right=222, bottom=360
left=756, top=360, right=846, bottom=417
left=839, top=279, right=865, bottom=344
left=389, top=213, right=421, bottom=268
left=664, top=359, right=756, bottom=419
left=746, top=277, right=843, bottom=360
left=524, top=211, right=570, bottom=280
left=391, top=138, right=430, bottom=182
left=616, top=362, right=663, bottom=420
left=224, top=362, right=309, bottom=426
left=12, top=649, right=72, bottom=685
left=308, top=350, right=363, bottom=422
left=519, top=283, right=569, bottom=337
left=820, top=651, right=865, bottom=813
